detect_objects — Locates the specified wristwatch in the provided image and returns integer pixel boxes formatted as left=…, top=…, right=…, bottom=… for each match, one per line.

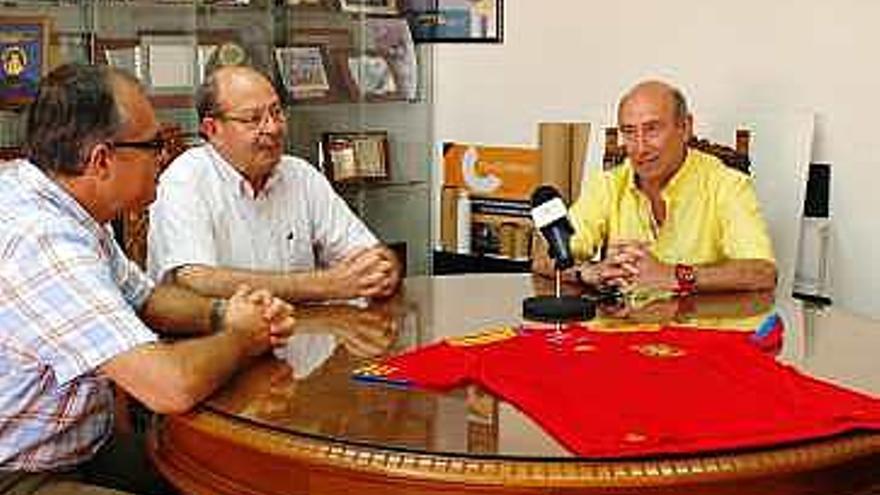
left=674, top=263, right=697, bottom=295
left=209, top=298, right=228, bottom=334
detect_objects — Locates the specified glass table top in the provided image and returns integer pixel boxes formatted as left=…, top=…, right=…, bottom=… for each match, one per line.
left=204, top=273, right=880, bottom=459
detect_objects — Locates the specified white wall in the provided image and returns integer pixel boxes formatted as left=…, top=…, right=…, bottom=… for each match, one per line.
left=433, top=0, right=880, bottom=319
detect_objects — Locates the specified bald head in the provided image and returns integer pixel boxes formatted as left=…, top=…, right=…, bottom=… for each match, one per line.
left=615, top=80, right=692, bottom=187
left=196, top=65, right=275, bottom=121
left=618, top=80, right=689, bottom=124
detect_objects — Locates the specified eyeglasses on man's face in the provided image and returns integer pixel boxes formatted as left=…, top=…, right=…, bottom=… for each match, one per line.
left=112, top=135, right=167, bottom=157
left=217, top=103, right=287, bottom=129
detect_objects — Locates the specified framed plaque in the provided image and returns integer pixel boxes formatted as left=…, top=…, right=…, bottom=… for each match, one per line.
left=0, top=16, right=51, bottom=109
left=322, top=130, right=390, bottom=182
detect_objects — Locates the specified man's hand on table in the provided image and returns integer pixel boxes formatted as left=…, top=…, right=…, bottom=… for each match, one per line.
left=600, top=240, right=676, bottom=292
left=326, top=246, right=401, bottom=299
left=224, top=285, right=296, bottom=357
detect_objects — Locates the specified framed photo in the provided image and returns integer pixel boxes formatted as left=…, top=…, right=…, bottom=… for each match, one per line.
left=0, top=16, right=51, bottom=109
left=52, top=31, right=92, bottom=65
left=344, top=53, right=400, bottom=101
left=406, top=0, right=503, bottom=43
left=140, top=33, right=197, bottom=95
left=275, top=45, right=331, bottom=102
left=363, top=18, right=418, bottom=100
left=321, top=131, right=390, bottom=183
left=339, top=0, right=399, bottom=16
left=288, top=28, right=352, bottom=103
left=96, top=38, right=142, bottom=79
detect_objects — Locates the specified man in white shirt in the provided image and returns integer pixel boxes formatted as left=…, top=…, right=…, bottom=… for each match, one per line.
left=148, top=65, right=400, bottom=302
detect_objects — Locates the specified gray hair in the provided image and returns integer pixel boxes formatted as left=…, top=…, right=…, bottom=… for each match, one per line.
left=25, top=64, right=140, bottom=175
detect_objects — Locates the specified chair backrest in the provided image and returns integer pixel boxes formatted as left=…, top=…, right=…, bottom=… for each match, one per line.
left=601, top=127, right=752, bottom=174
left=121, top=123, right=192, bottom=268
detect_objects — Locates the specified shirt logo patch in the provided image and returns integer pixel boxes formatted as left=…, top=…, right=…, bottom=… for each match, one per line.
left=630, top=343, right=686, bottom=358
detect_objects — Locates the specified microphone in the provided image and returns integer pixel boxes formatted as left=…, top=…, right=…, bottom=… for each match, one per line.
left=523, top=185, right=595, bottom=325
left=530, top=185, right=575, bottom=270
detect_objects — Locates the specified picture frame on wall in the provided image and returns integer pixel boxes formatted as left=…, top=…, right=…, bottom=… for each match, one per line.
left=0, top=16, right=51, bottom=109
left=288, top=28, right=352, bottom=103
left=275, top=45, right=332, bottom=102
left=338, top=0, right=399, bottom=16
left=321, top=130, right=390, bottom=183
left=140, top=33, right=197, bottom=96
left=363, top=17, right=418, bottom=100
left=406, top=0, right=503, bottom=43
left=345, top=53, right=400, bottom=101
left=52, top=31, right=92, bottom=65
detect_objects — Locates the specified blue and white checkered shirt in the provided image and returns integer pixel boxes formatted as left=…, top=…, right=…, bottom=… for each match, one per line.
left=0, top=160, right=157, bottom=471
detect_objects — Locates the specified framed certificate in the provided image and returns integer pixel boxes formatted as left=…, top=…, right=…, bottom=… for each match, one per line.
left=322, top=130, right=390, bottom=182
left=0, top=16, right=51, bottom=109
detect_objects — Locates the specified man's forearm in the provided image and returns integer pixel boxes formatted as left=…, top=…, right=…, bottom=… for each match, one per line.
left=693, top=259, right=777, bottom=292
left=174, top=264, right=339, bottom=302
left=140, top=283, right=215, bottom=336
left=101, top=328, right=252, bottom=414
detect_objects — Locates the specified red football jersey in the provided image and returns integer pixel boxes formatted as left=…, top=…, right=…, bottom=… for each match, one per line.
left=354, top=323, right=880, bottom=457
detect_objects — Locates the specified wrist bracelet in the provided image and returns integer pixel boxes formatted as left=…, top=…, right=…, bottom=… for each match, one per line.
left=209, top=298, right=227, bottom=334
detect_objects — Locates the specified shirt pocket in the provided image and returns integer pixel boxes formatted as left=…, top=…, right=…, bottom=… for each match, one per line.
left=282, top=223, right=316, bottom=271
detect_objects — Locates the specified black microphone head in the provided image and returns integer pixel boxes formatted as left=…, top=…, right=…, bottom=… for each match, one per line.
left=530, top=185, right=562, bottom=207
left=529, top=184, right=575, bottom=271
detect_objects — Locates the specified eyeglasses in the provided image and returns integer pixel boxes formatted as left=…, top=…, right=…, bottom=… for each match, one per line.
left=217, top=103, right=286, bottom=129
left=112, top=136, right=167, bottom=155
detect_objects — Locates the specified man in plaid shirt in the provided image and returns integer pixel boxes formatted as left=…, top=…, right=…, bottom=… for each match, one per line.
left=0, top=64, right=295, bottom=494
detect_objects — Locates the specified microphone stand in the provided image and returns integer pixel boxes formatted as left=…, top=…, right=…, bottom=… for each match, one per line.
left=522, top=259, right=595, bottom=329
left=554, top=268, right=563, bottom=333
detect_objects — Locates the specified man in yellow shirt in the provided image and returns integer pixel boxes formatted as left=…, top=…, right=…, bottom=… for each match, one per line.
left=533, top=81, right=776, bottom=293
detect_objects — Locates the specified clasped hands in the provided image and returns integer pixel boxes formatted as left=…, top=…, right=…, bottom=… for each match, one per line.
left=224, top=285, right=296, bottom=357
left=327, top=246, right=401, bottom=299
left=578, top=240, right=675, bottom=292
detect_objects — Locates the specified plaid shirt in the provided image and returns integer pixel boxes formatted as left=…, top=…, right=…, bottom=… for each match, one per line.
left=0, top=161, right=157, bottom=471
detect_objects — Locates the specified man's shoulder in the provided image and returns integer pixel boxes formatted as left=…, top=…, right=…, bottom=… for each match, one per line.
left=277, top=154, right=323, bottom=179
left=160, top=145, right=214, bottom=183
left=592, top=162, right=635, bottom=195
left=1, top=209, right=96, bottom=267
left=0, top=162, right=74, bottom=241
left=687, top=149, right=752, bottom=188
left=276, top=155, right=335, bottom=192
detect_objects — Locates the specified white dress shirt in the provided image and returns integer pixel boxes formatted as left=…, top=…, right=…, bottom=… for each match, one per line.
left=147, top=145, right=378, bottom=282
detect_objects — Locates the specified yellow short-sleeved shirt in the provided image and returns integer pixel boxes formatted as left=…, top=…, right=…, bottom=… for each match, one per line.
left=569, top=149, right=775, bottom=265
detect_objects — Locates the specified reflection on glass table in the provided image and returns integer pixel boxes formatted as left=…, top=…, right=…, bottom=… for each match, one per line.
left=150, top=274, right=880, bottom=495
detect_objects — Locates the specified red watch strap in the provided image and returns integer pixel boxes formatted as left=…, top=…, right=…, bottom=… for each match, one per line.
left=674, top=263, right=697, bottom=295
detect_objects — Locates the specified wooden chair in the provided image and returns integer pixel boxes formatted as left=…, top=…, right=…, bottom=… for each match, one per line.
left=601, top=127, right=752, bottom=175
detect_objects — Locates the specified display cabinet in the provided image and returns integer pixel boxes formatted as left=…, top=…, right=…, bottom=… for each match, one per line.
left=0, top=0, right=433, bottom=274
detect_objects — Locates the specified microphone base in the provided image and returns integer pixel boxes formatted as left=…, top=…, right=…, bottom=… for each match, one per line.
left=522, top=295, right=596, bottom=323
